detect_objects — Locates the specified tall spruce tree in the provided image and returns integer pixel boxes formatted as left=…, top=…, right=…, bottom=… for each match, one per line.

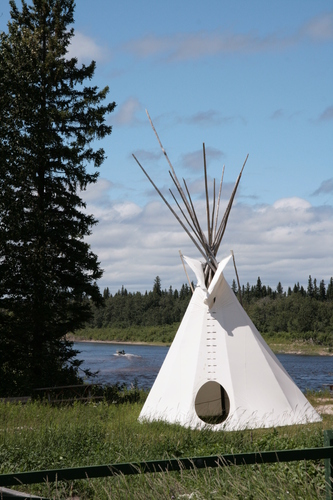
left=0, top=0, right=115, bottom=395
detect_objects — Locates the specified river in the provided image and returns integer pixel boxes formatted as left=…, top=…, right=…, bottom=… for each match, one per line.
left=74, top=342, right=332, bottom=393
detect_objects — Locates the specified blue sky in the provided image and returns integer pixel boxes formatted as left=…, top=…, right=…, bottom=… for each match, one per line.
left=2, top=0, right=333, bottom=293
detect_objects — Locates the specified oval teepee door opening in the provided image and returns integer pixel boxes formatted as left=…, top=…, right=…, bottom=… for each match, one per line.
left=195, top=381, right=230, bottom=424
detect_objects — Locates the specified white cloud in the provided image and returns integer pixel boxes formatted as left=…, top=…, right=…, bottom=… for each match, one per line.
left=67, top=31, right=109, bottom=63
left=112, top=202, right=142, bottom=219
left=114, top=97, right=142, bottom=126
left=272, top=197, right=311, bottom=211
left=122, top=31, right=284, bottom=62
left=81, top=178, right=113, bottom=204
left=301, top=12, right=333, bottom=42
left=83, top=180, right=333, bottom=294
left=122, top=13, right=333, bottom=62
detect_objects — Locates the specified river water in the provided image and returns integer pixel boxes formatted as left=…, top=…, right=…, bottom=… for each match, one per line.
left=74, top=342, right=332, bottom=393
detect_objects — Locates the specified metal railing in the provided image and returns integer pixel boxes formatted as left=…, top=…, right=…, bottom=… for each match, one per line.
left=0, top=430, right=332, bottom=500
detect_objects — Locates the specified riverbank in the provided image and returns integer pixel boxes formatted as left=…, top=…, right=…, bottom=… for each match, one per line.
left=272, top=346, right=333, bottom=356
left=266, top=339, right=333, bottom=356
left=68, top=331, right=333, bottom=356
left=73, top=338, right=169, bottom=346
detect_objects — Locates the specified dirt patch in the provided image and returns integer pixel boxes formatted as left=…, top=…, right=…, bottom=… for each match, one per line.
left=315, top=405, right=333, bottom=415
left=270, top=343, right=333, bottom=356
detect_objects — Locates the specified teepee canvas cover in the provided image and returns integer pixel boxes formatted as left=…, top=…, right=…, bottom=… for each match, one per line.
left=139, top=254, right=321, bottom=430
left=134, top=111, right=321, bottom=430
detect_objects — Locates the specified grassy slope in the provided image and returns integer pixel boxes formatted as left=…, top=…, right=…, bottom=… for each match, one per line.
left=0, top=393, right=332, bottom=499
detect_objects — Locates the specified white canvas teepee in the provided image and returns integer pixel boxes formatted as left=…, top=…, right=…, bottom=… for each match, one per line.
left=139, top=254, right=321, bottom=430
left=134, top=111, right=321, bottom=430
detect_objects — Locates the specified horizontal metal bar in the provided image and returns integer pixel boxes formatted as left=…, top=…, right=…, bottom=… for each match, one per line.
left=0, top=446, right=332, bottom=487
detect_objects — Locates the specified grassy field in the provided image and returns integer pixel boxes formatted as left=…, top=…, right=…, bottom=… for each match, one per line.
left=0, top=390, right=332, bottom=499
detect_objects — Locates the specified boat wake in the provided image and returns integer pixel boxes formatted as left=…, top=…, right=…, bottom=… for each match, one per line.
left=113, top=352, right=142, bottom=358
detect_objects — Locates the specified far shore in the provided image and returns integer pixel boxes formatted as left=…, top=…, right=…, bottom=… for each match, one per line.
left=69, top=337, right=170, bottom=347
left=68, top=336, right=332, bottom=355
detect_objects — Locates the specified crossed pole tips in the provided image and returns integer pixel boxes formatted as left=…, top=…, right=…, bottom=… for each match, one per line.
left=132, top=109, right=249, bottom=288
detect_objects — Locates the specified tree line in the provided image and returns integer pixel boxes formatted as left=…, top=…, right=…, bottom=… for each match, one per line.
left=86, top=275, right=333, bottom=346
left=90, top=277, right=193, bottom=329
left=241, top=276, right=333, bottom=345
left=236, top=275, right=333, bottom=302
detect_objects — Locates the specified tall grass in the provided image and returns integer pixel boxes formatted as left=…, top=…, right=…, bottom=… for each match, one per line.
left=0, top=396, right=332, bottom=499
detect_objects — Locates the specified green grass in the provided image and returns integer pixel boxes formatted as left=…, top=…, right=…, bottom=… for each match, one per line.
left=262, top=333, right=333, bottom=356
left=0, top=393, right=332, bottom=499
left=71, top=324, right=178, bottom=345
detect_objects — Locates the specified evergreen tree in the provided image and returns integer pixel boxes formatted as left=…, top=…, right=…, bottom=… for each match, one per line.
left=245, top=282, right=251, bottom=303
left=313, top=278, right=319, bottom=299
left=319, top=280, right=326, bottom=301
left=153, top=276, right=162, bottom=296
left=255, top=276, right=262, bottom=298
left=0, top=0, right=115, bottom=395
left=307, top=275, right=314, bottom=298
left=327, top=278, right=333, bottom=301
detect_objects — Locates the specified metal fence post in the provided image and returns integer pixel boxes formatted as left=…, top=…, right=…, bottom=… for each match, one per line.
left=324, top=430, right=333, bottom=500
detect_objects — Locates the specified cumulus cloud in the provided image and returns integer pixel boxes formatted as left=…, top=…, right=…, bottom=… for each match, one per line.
left=272, top=197, right=311, bottom=210
left=67, top=31, right=109, bottom=63
left=114, top=97, right=142, bottom=126
left=81, top=178, right=113, bottom=204
left=112, top=202, right=142, bottom=220
left=82, top=179, right=333, bottom=294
